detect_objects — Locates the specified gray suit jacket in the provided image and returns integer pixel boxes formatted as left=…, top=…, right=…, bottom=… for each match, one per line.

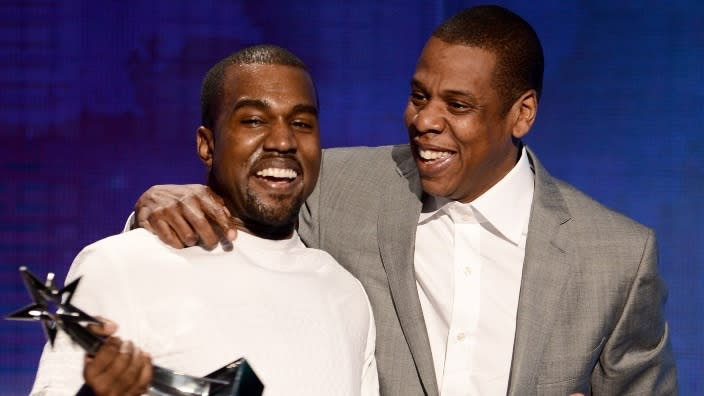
left=298, top=144, right=676, bottom=395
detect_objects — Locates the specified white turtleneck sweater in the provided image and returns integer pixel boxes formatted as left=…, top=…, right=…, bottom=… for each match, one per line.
left=31, top=228, right=378, bottom=396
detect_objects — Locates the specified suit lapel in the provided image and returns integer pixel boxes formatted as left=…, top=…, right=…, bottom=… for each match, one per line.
left=507, top=149, right=573, bottom=394
left=377, top=146, right=571, bottom=395
left=378, top=147, right=439, bottom=396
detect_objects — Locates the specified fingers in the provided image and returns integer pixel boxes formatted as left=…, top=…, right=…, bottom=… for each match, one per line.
left=84, top=338, right=152, bottom=396
left=121, top=345, right=151, bottom=395
left=165, top=211, right=199, bottom=247
left=204, top=190, right=238, bottom=242
left=182, top=188, right=238, bottom=248
left=134, top=185, right=193, bottom=248
left=126, top=353, right=152, bottom=395
left=153, top=218, right=186, bottom=249
left=181, top=201, right=220, bottom=249
left=86, top=316, right=118, bottom=337
left=134, top=184, right=236, bottom=248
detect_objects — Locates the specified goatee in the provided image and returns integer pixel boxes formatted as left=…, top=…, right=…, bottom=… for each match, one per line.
left=244, top=188, right=301, bottom=227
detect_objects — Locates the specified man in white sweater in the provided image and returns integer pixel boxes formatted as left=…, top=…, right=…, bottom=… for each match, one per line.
left=30, top=45, right=378, bottom=396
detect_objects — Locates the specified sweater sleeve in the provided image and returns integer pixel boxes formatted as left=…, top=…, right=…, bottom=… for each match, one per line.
left=30, top=241, right=135, bottom=395
left=360, top=283, right=380, bottom=396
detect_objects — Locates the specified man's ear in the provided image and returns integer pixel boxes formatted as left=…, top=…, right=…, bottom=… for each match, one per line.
left=196, top=126, right=215, bottom=168
left=510, top=90, right=538, bottom=139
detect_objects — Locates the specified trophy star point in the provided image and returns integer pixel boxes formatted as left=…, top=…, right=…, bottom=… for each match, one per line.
left=9, top=267, right=93, bottom=344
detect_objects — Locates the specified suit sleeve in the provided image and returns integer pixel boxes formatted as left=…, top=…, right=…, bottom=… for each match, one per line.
left=591, top=230, right=677, bottom=394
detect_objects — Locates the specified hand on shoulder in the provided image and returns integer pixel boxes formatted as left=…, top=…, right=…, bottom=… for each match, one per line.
left=134, top=184, right=238, bottom=249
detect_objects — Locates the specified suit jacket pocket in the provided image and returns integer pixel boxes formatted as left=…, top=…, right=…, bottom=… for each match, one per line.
left=536, top=337, right=606, bottom=394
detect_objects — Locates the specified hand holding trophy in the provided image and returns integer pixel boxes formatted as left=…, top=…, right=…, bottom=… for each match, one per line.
left=7, top=267, right=263, bottom=396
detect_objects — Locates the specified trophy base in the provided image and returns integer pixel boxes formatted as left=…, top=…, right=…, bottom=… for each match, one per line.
left=206, top=358, right=264, bottom=396
left=149, top=358, right=263, bottom=396
left=77, top=358, right=263, bottom=396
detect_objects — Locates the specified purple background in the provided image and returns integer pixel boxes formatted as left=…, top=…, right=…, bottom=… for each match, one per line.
left=1, top=1, right=702, bottom=393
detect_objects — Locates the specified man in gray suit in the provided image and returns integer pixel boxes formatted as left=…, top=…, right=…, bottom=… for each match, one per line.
left=130, top=5, right=676, bottom=395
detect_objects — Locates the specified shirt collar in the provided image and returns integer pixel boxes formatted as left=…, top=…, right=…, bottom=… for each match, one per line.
left=418, top=146, right=535, bottom=244
left=231, top=229, right=303, bottom=251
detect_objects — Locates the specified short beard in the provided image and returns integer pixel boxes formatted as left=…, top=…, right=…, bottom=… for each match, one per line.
left=208, top=171, right=302, bottom=240
left=243, top=188, right=301, bottom=228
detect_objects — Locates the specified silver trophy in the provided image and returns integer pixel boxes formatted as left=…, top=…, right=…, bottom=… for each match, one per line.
left=7, top=267, right=264, bottom=396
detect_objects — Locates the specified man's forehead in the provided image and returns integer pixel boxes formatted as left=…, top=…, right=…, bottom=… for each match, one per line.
left=223, top=63, right=292, bottom=86
left=414, top=41, right=496, bottom=82
left=224, top=63, right=309, bottom=84
left=222, top=63, right=317, bottom=106
left=418, top=38, right=496, bottom=68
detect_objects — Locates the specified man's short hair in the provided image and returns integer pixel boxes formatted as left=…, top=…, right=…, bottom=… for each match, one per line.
left=201, top=44, right=310, bottom=129
left=433, top=5, right=544, bottom=113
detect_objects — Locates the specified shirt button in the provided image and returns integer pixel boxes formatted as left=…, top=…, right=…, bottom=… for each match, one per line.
left=456, top=332, right=466, bottom=342
left=464, top=266, right=471, bottom=276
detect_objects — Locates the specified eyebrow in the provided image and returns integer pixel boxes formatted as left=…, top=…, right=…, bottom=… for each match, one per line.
left=410, top=79, right=479, bottom=102
left=292, top=104, right=318, bottom=117
left=233, top=98, right=270, bottom=112
left=232, top=99, right=318, bottom=116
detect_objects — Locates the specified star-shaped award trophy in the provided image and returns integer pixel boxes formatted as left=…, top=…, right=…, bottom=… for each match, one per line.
left=7, top=267, right=263, bottom=396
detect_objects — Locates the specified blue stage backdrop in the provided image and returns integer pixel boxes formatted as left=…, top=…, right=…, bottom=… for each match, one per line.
left=1, top=1, right=702, bottom=393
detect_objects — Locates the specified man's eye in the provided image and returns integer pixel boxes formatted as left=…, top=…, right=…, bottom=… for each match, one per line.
left=242, top=118, right=263, bottom=126
left=292, top=121, right=312, bottom=129
left=410, top=92, right=427, bottom=104
left=449, top=102, right=468, bottom=110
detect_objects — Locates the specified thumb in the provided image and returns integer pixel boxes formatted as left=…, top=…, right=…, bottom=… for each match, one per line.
left=86, top=316, right=119, bottom=337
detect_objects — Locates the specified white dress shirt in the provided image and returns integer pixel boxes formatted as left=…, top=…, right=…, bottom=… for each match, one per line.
left=415, top=147, right=534, bottom=395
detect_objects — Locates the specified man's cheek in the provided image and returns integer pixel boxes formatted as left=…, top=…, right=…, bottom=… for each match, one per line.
left=403, top=106, right=416, bottom=127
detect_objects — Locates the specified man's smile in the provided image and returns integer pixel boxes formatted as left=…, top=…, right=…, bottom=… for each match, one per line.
left=250, top=157, right=303, bottom=192
left=412, top=143, right=457, bottom=179
left=256, top=167, right=298, bottom=179
left=418, top=148, right=453, bottom=161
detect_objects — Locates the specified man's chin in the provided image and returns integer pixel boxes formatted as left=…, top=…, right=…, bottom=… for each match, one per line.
left=419, top=179, right=450, bottom=198
left=245, top=196, right=301, bottom=226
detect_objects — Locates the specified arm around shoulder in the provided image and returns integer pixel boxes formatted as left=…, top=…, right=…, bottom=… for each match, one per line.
left=131, top=184, right=236, bottom=249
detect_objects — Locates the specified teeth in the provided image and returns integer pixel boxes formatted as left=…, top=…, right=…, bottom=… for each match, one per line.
left=419, top=149, right=452, bottom=160
left=256, top=168, right=298, bottom=179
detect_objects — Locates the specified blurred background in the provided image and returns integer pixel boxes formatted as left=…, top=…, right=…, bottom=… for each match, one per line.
left=1, top=1, right=702, bottom=393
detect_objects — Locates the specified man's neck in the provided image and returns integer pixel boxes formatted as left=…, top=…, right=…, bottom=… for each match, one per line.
left=236, top=220, right=295, bottom=241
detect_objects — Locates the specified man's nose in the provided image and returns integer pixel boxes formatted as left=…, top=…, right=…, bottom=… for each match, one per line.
left=412, top=101, right=445, bottom=134
left=264, top=120, right=297, bottom=152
